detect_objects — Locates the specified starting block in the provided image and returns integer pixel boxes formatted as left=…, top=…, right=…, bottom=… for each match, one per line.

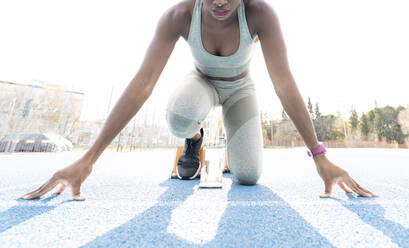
left=170, top=146, right=229, bottom=183
left=199, top=147, right=226, bottom=188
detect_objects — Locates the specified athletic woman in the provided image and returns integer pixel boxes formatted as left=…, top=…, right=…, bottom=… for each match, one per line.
left=20, top=0, right=376, bottom=200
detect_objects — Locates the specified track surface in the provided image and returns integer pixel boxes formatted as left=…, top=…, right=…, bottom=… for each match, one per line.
left=0, top=148, right=408, bottom=247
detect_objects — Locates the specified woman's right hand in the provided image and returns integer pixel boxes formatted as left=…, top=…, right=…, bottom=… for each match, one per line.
left=19, top=157, right=94, bottom=201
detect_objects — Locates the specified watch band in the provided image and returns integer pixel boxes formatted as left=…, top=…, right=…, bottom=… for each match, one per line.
left=307, top=143, right=326, bottom=157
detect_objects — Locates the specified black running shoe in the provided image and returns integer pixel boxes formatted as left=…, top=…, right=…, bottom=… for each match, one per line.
left=176, top=128, right=204, bottom=180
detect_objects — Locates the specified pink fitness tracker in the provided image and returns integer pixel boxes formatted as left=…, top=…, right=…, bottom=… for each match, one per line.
left=307, top=143, right=327, bottom=157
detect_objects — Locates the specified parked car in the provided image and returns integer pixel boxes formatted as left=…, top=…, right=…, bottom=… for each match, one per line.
left=0, top=133, right=73, bottom=152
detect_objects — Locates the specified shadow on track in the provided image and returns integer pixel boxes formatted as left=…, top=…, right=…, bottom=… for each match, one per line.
left=204, top=175, right=334, bottom=248
left=0, top=194, right=73, bottom=233
left=81, top=179, right=198, bottom=248
left=334, top=194, right=409, bottom=247
left=83, top=174, right=334, bottom=247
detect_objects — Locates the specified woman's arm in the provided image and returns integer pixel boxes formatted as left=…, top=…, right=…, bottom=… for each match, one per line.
left=19, top=3, right=188, bottom=200
left=84, top=5, right=186, bottom=164
left=255, top=1, right=376, bottom=198
left=255, top=2, right=318, bottom=151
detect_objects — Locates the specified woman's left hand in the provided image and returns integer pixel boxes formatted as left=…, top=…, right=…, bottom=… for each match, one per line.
left=313, top=154, right=376, bottom=198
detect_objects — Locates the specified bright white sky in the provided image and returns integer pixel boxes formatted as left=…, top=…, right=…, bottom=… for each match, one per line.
left=1, top=0, right=408, bottom=122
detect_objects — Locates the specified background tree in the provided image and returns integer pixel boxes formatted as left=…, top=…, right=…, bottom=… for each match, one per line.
left=326, top=114, right=344, bottom=140
left=275, top=118, right=300, bottom=144
left=373, top=106, right=405, bottom=143
left=307, top=97, right=314, bottom=120
left=359, top=113, right=370, bottom=140
left=314, top=102, right=322, bottom=120
left=349, top=107, right=359, bottom=132
left=397, top=107, right=409, bottom=143
left=313, top=102, right=324, bottom=140
left=333, top=113, right=347, bottom=141
left=367, top=110, right=375, bottom=131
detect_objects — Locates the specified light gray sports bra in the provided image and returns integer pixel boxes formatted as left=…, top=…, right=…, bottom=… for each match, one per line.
left=187, top=0, right=256, bottom=78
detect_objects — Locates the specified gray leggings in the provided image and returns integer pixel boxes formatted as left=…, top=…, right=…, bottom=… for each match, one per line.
left=166, top=70, right=263, bottom=185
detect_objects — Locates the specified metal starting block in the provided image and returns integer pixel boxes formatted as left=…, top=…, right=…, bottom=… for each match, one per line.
left=199, top=147, right=226, bottom=188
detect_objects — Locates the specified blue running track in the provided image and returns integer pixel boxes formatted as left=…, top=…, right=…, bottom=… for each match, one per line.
left=0, top=148, right=408, bottom=247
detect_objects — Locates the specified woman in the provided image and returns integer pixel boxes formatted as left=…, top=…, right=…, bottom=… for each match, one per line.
left=20, top=0, right=376, bottom=200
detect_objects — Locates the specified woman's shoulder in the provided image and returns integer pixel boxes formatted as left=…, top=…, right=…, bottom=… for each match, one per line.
left=162, top=0, right=195, bottom=40
left=244, top=0, right=275, bottom=22
left=244, top=0, right=274, bottom=40
left=171, top=0, right=195, bottom=18
left=244, top=0, right=278, bottom=37
left=244, top=0, right=274, bottom=12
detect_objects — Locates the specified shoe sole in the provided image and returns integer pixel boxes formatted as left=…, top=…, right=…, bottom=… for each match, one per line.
left=176, top=162, right=201, bottom=180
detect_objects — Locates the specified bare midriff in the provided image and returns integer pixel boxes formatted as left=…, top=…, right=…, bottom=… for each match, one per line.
left=195, top=66, right=249, bottom=81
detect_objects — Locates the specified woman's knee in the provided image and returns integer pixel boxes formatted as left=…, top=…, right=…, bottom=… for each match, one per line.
left=165, top=72, right=219, bottom=138
left=227, top=142, right=263, bottom=185
left=225, top=115, right=264, bottom=185
left=166, top=109, right=201, bottom=138
left=237, top=174, right=261, bottom=186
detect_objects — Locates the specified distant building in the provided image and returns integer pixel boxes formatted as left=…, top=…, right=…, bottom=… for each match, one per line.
left=0, top=80, right=84, bottom=140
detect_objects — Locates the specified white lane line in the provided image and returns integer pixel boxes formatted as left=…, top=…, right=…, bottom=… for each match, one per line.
left=0, top=185, right=167, bottom=248
left=0, top=201, right=16, bottom=212
left=167, top=178, right=232, bottom=245
left=266, top=183, right=399, bottom=248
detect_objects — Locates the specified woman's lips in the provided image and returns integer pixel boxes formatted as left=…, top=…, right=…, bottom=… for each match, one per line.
left=213, top=9, right=229, bottom=16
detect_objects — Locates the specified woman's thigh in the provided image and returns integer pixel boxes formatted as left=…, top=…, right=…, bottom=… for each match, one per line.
left=166, top=70, right=220, bottom=138
left=222, top=82, right=264, bottom=185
